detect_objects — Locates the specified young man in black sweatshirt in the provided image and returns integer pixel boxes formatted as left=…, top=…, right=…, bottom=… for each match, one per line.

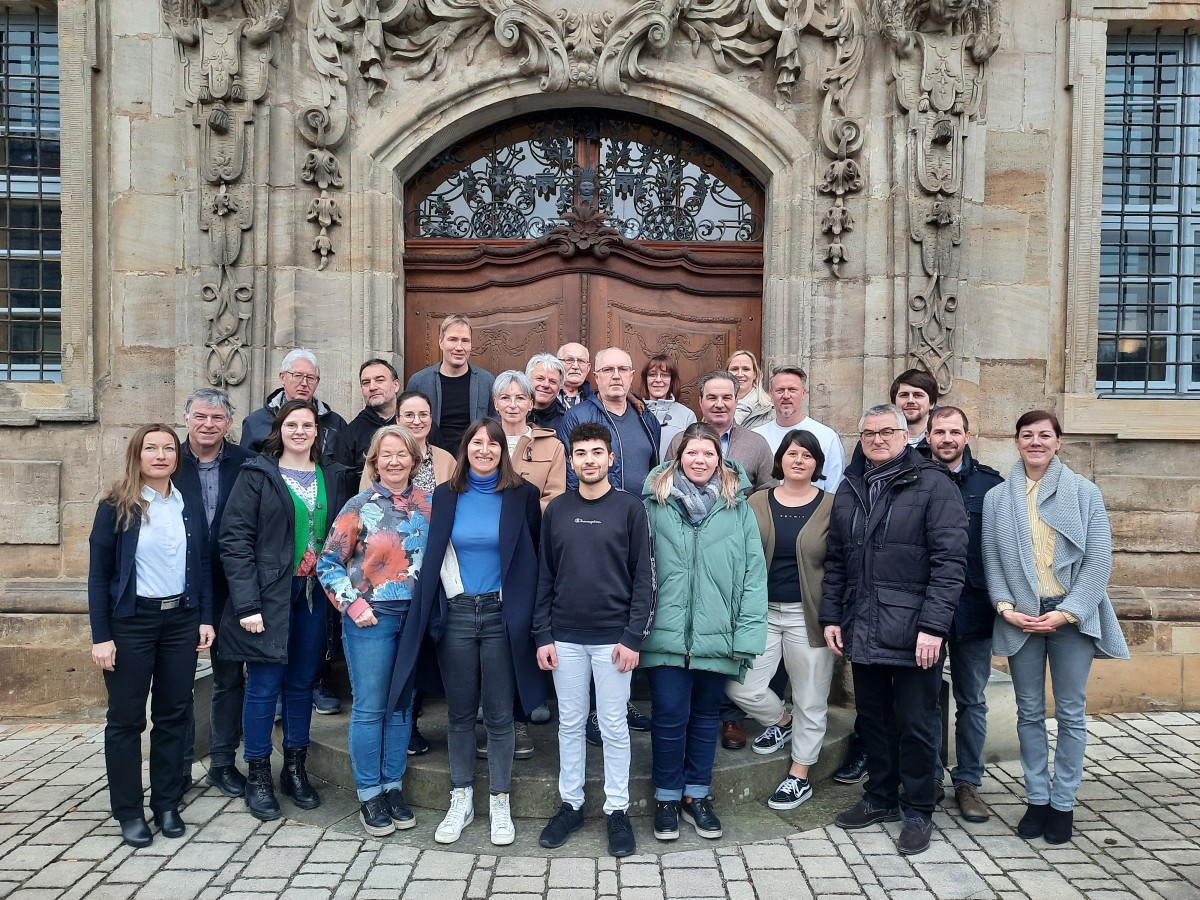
left=533, top=423, right=656, bottom=857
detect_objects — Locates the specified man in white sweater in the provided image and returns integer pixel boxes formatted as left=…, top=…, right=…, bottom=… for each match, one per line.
left=754, top=365, right=846, bottom=491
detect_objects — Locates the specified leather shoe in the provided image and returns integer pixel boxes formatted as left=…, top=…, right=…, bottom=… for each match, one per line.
left=153, top=809, right=185, bottom=838
left=119, top=817, right=152, bottom=848
left=834, top=798, right=902, bottom=830
left=721, top=720, right=746, bottom=750
left=1017, top=802, right=1050, bottom=839
left=896, top=815, right=933, bottom=855
left=954, top=783, right=989, bottom=822
left=1043, top=807, right=1073, bottom=845
left=205, top=764, right=247, bottom=798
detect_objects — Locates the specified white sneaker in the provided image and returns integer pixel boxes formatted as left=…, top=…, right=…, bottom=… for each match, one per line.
left=490, top=792, right=515, bottom=845
left=434, top=787, right=474, bottom=844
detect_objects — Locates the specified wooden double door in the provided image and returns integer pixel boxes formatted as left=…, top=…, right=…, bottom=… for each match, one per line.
left=403, top=213, right=763, bottom=407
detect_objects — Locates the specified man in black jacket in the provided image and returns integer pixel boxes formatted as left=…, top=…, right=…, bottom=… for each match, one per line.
left=177, top=387, right=255, bottom=798
left=820, top=403, right=968, bottom=856
left=337, top=359, right=402, bottom=482
left=927, top=406, right=1004, bottom=823
left=240, top=348, right=347, bottom=463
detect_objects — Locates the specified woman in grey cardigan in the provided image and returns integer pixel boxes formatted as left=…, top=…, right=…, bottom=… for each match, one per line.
left=982, top=410, right=1128, bottom=846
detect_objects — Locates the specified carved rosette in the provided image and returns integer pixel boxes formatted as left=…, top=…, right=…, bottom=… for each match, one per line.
left=880, top=0, right=1001, bottom=392
left=165, top=0, right=290, bottom=387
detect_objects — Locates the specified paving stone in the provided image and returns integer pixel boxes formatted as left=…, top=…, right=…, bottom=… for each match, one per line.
left=224, top=880, right=289, bottom=893
left=266, top=825, right=325, bottom=847
left=752, top=871, right=816, bottom=898
left=718, top=856, right=747, bottom=880
left=134, top=869, right=211, bottom=899
left=1006, top=868, right=1085, bottom=898
left=545, top=891, right=599, bottom=900
left=308, top=841, right=362, bottom=863
left=401, top=883, right=465, bottom=900
left=663, top=869, right=725, bottom=898
left=412, top=851, right=474, bottom=880
left=742, top=843, right=797, bottom=869
left=807, top=878, right=862, bottom=894
left=24, top=861, right=95, bottom=890
left=660, top=849, right=717, bottom=868
left=619, top=864, right=661, bottom=887
left=910, top=862, right=990, bottom=899
left=597, top=871, right=617, bottom=894
left=548, top=858, right=595, bottom=888
left=497, top=857, right=547, bottom=876
left=490, top=876, right=546, bottom=893
left=279, top=890, right=332, bottom=900
left=106, top=854, right=168, bottom=884
left=163, top=842, right=237, bottom=870
left=726, top=883, right=755, bottom=900
left=362, top=865, right=412, bottom=890
left=466, top=870, right=491, bottom=898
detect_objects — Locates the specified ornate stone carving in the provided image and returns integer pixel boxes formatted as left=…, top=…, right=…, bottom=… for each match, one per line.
left=880, top=0, right=1000, bottom=391
left=164, top=0, right=290, bottom=386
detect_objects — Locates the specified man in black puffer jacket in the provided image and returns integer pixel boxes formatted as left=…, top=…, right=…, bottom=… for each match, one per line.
left=820, top=403, right=967, bottom=856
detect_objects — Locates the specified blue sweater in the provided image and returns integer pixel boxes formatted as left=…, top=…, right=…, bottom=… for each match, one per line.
left=452, top=470, right=503, bottom=594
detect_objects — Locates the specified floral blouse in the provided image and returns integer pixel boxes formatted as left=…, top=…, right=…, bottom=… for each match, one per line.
left=317, top=483, right=432, bottom=619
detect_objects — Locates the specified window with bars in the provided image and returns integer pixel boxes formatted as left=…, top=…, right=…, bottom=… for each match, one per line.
left=0, top=8, right=59, bottom=383
left=1099, top=31, right=1200, bottom=395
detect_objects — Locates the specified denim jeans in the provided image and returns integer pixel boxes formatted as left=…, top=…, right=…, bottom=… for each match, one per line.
left=104, top=605, right=199, bottom=821
left=1008, top=598, right=1096, bottom=811
left=852, top=658, right=944, bottom=817
left=436, top=593, right=516, bottom=793
left=243, top=577, right=326, bottom=761
left=933, top=636, right=993, bottom=787
left=343, top=611, right=413, bottom=801
left=646, top=666, right=727, bottom=801
left=552, top=642, right=632, bottom=813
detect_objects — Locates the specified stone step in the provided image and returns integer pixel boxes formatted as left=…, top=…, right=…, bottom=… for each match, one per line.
left=303, top=698, right=857, bottom=820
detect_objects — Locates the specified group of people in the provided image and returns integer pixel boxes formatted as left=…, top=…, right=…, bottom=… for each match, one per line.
left=87, top=315, right=1128, bottom=860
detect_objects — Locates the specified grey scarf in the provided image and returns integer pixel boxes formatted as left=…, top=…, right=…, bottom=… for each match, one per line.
left=671, top=468, right=720, bottom=524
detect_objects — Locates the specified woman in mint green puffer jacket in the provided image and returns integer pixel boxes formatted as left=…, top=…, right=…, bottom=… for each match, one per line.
left=640, top=423, right=767, bottom=842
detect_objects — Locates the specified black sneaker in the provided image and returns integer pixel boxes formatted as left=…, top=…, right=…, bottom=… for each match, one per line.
left=626, top=702, right=652, bottom=732
left=384, top=788, right=415, bottom=830
left=538, top=802, right=584, bottom=849
left=833, top=745, right=868, bottom=784
left=653, top=800, right=680, bottom=841
left=767, top=774, right=813, bottom=810
left=681, top=796, right=723, bottom=839
left=896, top=814, right=933, bottom=855
left=752, top=721, right=793, bottom=755
left=607, top=809, right=636, bottom=857
left=585, top=712, right=603, bottom=747
left=408, top=725, right=430, bottom=756
left=359, top=796, right=395, bottom=837
left=312, top=681, right=341, bottom=715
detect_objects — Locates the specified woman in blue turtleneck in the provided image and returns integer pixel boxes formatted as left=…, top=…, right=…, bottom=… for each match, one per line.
left=392, top=417, right=542, bottom=847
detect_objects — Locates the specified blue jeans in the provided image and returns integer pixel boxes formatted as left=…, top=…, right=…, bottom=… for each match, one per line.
left=436, top=593, right=516, bottom=793
left=646, top=666, right=727, bottom=801
left=1008, top=598, right=1095, bottom=811
left=933, top=636, right=993, bottom=787
left=243, top=577, right=326, bottom=761
left=343, top=611, right=413, bottom=801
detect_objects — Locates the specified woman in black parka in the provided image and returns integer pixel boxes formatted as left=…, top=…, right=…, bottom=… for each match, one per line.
left=219, top=400, right=353, bottom=820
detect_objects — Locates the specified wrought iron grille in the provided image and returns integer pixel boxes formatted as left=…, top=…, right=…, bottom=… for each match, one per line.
left=0, top=8, right=59, bottom=382
left=1099, top=31, right=1200, bottom=395
left=406, top=112, right=764, bottom=243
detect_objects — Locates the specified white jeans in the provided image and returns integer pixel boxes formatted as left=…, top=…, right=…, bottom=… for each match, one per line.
left=724, top=602, right=836, bottom=765
left=551, top=641, right=632, bottom=813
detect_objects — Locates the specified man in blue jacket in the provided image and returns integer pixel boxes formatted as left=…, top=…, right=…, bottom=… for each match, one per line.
left=406, top=314, right=495, bottom=453
left=927, top=406, right=1003, bottom=824
left=820, top=403, right=968, bottom=856
left=556, top=347, right=660, bottom=491
left=177, top=387, right=255, bottom=798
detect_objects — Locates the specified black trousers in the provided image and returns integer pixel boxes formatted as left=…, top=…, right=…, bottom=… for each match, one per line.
left=103, top=605, right=199, bottom=822
left=852, top=657, right=944, bottom=817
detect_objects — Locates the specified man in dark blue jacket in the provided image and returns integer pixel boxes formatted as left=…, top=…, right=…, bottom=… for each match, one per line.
left=820, top=403, right=967, bottom=856
left=556, top=347, right=660, bottom=491
left=177, top=387, right=255, bottom=799
left=927, top=406, right=1003, bottom=824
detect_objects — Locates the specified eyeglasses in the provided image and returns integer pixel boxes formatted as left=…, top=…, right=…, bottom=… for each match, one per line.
left=596, top=366, right=633, bottom=377
left=558, top=356, right=589, bottom=367
left=860, top=428, right=901, bottom=442
left=284, top=372, right=319, bottom=384
left=400, top=411, right=432, bottom=421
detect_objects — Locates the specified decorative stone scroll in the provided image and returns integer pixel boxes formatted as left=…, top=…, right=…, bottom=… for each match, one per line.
left=304, top=0, right=866, bottom=275
left=164, top=0, right=291, bottom=386
left=880, top=0, right=1000, bottom=391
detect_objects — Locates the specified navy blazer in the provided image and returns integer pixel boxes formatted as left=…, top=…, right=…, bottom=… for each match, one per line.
left=387, top=479, right=543, bottom=717
left=176, top=439, right=255, bottom=620
left=87, top=486, right=213, bottom=644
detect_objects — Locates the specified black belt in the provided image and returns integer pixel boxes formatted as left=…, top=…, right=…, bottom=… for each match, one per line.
left=136, top=593, right=186, bottom=611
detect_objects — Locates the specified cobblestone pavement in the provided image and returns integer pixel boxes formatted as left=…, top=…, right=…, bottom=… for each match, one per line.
left=1, top=712, right=1198, bottom=899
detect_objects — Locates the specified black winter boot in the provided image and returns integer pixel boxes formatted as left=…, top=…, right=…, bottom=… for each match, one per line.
left=245, top=758, right=281, bottom=821
left=280, top=746, right=321, bottom=809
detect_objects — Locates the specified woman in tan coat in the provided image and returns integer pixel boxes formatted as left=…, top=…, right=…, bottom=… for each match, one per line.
left=493, top=370, right=566, bottom=512
left=726, top=428, right=836, bottom=811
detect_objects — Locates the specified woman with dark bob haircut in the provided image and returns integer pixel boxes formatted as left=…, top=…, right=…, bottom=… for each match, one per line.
left=219, top=399, right=354, bottom=821
left=731, top=429, right=837, bottom=811
left=982, top=410, right=1128, bottom=845
left=640, top=353, right=696, bottom=459
left=88, top=424, right=213, bottom=848
left=388, top=417, right=543, bottom=846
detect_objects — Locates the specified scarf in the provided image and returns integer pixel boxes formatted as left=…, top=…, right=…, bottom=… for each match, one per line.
left=864, top=450, right=909, bottom=509
left=670, top=467, right=720, bottom=524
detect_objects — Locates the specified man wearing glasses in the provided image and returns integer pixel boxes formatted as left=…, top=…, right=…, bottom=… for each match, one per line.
left=557, top=347, right=660, bottom=491
left=819, top=403, right=967, bottom=857
left=556, top=343, right=594, bottom=409
left=240, top=348, right=347, bottom=464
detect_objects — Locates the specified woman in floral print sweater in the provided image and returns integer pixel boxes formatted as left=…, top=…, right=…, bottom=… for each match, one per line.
left=318, top=424, right=432, bottom=837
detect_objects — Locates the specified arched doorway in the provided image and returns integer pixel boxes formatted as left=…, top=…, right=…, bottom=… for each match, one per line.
left=402, top=111, right=765, bottom=405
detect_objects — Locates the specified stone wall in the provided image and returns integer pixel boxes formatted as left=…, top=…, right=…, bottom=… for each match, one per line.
left=0, top=0, right=1197, bottom=715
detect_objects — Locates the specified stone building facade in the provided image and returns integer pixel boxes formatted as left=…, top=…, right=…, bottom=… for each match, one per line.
left=0, top=0, right=1197, bottom=714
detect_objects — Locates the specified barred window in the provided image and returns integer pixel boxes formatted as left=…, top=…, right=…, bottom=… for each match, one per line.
left=1099, top=32, right=1200, bottom=395
left=0, top=8, right=59, bottom=382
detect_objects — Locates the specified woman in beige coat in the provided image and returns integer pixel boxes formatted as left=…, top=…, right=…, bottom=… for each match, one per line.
left=727, top=428, right=836, bottom=811
left=493, top=370, right=566, bottom=512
